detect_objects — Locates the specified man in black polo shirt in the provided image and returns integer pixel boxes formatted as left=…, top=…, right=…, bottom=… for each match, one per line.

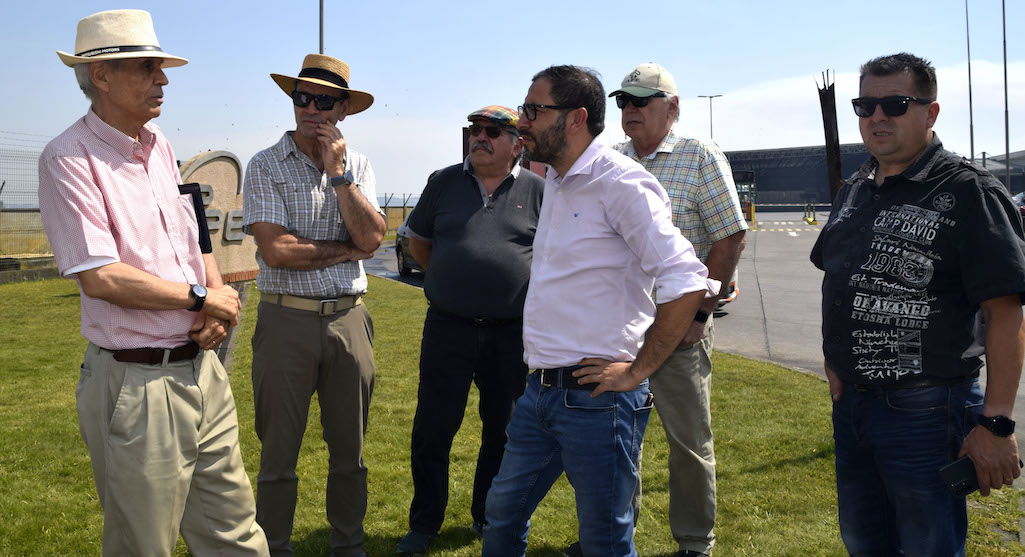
left=812, top=52, right=1025, bottom=555
left=397, top=105, right=544, bottom=554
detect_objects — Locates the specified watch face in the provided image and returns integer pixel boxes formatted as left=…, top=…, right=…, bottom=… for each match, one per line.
left=983, top=416, right=1015, bottom=437
left=193, top=284, right=207, bottom=298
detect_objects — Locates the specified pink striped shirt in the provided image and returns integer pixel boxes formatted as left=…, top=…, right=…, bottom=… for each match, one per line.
left=38, top=110, right=206, bottom=349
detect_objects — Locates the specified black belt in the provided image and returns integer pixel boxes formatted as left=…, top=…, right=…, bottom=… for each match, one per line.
left=430, top=306, right=520, bottom=327
left=851, top=371, right=979, bottom=392
left=535, top=365, right=596, bottom=391
left=112, top=342, right=200, bottom=365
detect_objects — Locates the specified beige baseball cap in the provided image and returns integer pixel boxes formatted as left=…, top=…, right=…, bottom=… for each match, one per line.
left=609, top=62, right=677, bottom=97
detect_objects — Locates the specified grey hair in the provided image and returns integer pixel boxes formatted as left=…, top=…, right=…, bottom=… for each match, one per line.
left=74, top=60, right=123, bottom=101
left=668, top=94, right=681, bottom=123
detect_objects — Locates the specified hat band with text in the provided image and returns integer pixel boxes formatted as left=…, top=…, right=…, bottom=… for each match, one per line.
left=298, top=67, right=349, bottom=89
left=76, top=44, right=163, bottom=58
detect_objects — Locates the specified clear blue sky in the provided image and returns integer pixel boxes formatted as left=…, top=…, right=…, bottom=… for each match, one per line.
left=1, top=0, right=1021, bottom=199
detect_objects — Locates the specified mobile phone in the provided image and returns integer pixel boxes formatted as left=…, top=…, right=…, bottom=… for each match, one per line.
left=939, top=456, right=979, bottom=498
left=939, top=457, right=1025, bottom=497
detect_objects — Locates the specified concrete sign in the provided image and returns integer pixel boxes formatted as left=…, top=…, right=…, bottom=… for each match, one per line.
left=178, top=151, right=257, bottom=283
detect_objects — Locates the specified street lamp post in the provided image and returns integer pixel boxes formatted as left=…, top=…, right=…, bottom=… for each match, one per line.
left=698, top=95, right=723, bottom=139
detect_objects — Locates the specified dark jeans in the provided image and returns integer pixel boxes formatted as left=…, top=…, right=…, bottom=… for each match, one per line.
left=408, top=307, right=528, bottom=534
left=832, top=380, right=983, bottom=556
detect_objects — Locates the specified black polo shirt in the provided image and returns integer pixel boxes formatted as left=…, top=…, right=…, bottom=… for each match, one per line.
left=811, top=135, right=1025, bottom=386
left=406, top=159, right=544, bottom=319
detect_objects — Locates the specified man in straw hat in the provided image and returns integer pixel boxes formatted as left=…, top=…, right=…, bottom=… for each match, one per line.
left=38, top=9, right=269, bottom=556
left=396, top=106, right=543, bottom=554
left=242, top=53, right=385, bottom=557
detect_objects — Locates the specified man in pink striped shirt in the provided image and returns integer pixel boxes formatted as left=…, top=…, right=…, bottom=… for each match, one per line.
left=38, top=10, right=268, bottom=556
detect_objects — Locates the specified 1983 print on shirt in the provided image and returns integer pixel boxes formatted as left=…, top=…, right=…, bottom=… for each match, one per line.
left=812, top=137, right=1025, bottom=386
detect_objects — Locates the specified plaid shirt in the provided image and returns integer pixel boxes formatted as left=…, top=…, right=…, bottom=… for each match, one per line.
left=242, top=132, right=383, bottom=297
left=615, top=131, right=747, bottom=262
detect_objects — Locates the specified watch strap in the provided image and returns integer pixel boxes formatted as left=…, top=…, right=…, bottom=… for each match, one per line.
left=694, top=310, right=710, bottom=323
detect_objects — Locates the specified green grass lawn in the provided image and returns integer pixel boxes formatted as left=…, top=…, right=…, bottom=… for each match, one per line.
left=1, top=276, right=1022, bottom=556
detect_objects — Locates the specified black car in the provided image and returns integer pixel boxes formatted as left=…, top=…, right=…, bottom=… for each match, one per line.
left=395, top=214, right=424, bottom=277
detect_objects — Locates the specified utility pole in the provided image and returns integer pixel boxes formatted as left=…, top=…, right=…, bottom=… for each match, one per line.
left=697, top=95, right=723, bottom=139
left=1002, top=0, right=1011, bottom=188
left=319, top=0, right=324, bottom=54
left=966, top=0, right=975, bottom=162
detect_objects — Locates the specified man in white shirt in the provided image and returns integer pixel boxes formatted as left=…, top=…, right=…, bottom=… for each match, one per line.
left=481, top=65, right=718, bottom=557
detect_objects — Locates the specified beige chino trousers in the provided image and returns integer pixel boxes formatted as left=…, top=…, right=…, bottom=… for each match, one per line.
left=77, top=343, right=268, bottom=557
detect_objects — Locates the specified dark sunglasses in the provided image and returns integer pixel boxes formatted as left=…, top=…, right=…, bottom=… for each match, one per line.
left=517, top=103, right=575, bottom=121
left=851, top=96, right=931, bottom=118
left=615, top=92, right=666, bottom=109
left=468, top=123, right=511, bottom=139
left=291, top=90, right=348, bottom=111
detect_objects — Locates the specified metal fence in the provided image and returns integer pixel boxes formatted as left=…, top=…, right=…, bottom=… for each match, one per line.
left=0, top=143, right=49, bottom=255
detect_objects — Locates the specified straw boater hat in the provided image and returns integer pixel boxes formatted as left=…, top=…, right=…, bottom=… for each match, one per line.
left=57, top=9, right=188, bottom=68
left=271, top=54, right=375, bottom=115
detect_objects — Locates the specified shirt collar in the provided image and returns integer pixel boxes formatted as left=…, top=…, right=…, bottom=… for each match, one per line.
left=463, top=155, right=522, bottom=179
left=619, top=130, right=677, bottom=160
left=84, top=108, right=155, bottom=159
left=554, top=135, right=606, bottom=182
left=853, top=133, right=943, bottom=186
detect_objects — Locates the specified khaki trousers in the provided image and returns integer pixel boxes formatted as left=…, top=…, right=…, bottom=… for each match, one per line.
left=251, top=300, right=375, bottom=557
left=77, top=343, right=268, bottom=557
left=648, top=321, right=716, bottom=555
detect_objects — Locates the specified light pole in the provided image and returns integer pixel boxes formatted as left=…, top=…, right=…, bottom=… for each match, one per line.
left=698, top=95, right=722, bottom=139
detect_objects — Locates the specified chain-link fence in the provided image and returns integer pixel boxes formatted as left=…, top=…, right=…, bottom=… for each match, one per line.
left=0, top=142, right=49, bottom=256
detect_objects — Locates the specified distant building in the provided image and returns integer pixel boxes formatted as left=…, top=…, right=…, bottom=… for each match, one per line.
left=724, top=144, right=870, bottom=205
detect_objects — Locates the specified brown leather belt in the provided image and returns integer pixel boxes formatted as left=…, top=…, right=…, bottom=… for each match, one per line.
left=261, top=292, right=362, bottom=316
left=112, top=342, right=200, bottom=365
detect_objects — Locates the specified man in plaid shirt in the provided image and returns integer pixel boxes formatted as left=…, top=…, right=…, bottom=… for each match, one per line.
left=242, top=54, right=386, bottom=557
left=608, top=63, right=746, bottom=557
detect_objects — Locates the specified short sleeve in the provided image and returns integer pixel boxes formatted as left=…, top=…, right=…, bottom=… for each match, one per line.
left=956, top=181, right=1025, bottom=304
left=38, top=151, right=120, bottom=275
left=242, top=155, right=288, bottom=233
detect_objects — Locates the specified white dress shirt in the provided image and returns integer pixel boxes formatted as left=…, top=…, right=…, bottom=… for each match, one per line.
left=522, top=137, right=719, bottom=369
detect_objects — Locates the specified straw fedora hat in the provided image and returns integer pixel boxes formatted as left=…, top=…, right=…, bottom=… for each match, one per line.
left=57, top=9, right=187, bottom=68
left=271, top=54, right=374, bottom=115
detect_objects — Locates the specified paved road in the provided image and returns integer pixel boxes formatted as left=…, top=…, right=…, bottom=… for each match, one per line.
left=367, top=213, right=1025, bottom=459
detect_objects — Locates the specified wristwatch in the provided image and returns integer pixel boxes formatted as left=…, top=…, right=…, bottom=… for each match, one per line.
left=979, top=415, right=1016, bottom=437
left=188, top=284, right=207, bottom=312
left=330, top=169, right=356, bottom=187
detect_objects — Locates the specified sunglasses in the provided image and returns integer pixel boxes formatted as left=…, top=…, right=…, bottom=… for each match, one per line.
left=851, top=96, right=931, bottom=118
left=291, top=90, right=348, bottom=111
left=615, top=92, right=666, bottom=109
left=468, top=123, right=512, bottom=139
left=518, top=103, right=575, bottom=121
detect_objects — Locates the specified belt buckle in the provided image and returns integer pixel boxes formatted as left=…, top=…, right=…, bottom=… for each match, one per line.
left=319, top=299, right=337, bottom=316
left=538, top=369, right=556, bottom=388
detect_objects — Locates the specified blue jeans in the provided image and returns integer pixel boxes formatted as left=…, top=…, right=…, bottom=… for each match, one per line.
left=482, top=373, right=654, bottom=557
left=832, top=380, right=983, bottom=556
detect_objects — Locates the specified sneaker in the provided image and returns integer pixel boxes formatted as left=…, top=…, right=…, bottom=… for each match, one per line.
left=563, top=541, right=583, bottom=557
left=396, top=530, right=435, bottom=555
left=470, top=520, right=485, bottom=538
left=677, top=551, right=710, bottom=557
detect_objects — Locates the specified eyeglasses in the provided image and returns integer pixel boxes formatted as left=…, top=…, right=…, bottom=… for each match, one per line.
left=468, top=123, right=511, bottom=139
left=614, top=92, right=666, bottom=109
left=518, top=103, right=575, bottom=121
left=292, top=90, right=348, bottom=111
left=851, top=96, right=931, bottom=118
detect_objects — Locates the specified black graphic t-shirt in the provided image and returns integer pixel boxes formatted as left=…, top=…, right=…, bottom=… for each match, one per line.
left=811, top=135, right=1025, bottom=386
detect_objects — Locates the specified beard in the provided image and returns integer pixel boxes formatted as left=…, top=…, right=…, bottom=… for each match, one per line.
left=523, top=112, right=567, bottom=165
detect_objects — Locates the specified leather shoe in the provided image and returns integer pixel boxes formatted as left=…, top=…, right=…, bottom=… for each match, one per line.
left=396, top=530, right=435, bottom=555
left=563, top=541, right=583, bottom=557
